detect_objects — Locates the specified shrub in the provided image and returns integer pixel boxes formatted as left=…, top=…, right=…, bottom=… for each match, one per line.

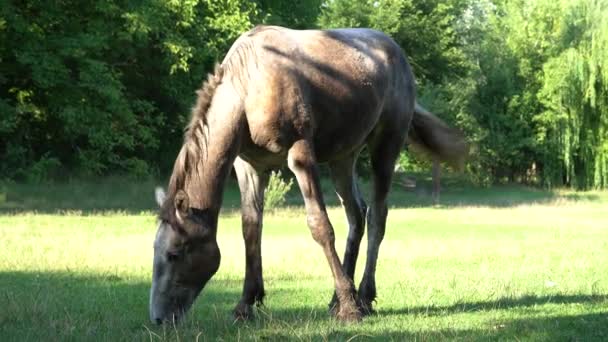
left=264, top=170, right=293, bottom=210
left=24, top=155, right=61, bottom=184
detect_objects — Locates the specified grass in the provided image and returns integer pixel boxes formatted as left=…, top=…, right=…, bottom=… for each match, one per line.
left=1, top=176, right=608, bottom=341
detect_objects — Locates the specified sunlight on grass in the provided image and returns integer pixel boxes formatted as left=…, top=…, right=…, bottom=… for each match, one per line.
left=1, top=189, right=608, bottom=340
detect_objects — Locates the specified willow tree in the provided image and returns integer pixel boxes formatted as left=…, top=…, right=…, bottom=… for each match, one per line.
left=539, top=0, right=608, bottom=189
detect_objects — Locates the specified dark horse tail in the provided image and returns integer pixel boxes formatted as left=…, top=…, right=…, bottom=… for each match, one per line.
left=407, top=103, right=469, bottom=170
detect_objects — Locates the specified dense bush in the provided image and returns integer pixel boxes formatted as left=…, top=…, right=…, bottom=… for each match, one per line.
left=0, top=0, right=256, bottom=180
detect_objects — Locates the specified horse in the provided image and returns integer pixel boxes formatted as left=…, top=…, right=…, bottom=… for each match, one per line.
left=149, top=25, right=467, bottom=324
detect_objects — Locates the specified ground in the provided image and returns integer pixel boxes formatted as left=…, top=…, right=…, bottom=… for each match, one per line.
left=1, top=177, right=607, bottom=341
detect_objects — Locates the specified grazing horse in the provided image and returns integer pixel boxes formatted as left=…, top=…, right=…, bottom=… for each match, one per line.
left=150, top=25, right=467, bottom=324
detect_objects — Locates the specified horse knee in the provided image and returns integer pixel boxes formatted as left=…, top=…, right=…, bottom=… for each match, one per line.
left=346, top=218, right=364, bottom=245
left=307, top=215, right=335, bottom=246
left=348, top=228, right=363, bottom=243
left=368, top=203, right=388, bottom=242
left=359, top=200, right=368, bottom=218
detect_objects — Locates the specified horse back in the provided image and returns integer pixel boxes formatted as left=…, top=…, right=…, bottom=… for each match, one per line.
left=230, top=26, right=415, bottom=165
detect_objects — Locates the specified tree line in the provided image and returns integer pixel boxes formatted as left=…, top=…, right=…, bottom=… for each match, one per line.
left=1, top=0, right=606, bottom=189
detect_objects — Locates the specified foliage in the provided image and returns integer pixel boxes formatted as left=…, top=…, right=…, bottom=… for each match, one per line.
left=321, top=0, right=608, bottom=189
left=0, top=0, right=256, bottom=179
left=264, top=170, right=293, bottom=210
left=1, top=0, right=607, bottom=189
left=536, top=0, right=608, bottom=189
left=255, top=0, right=323, bottom=28
left=319, top=0, right=470, bottom=83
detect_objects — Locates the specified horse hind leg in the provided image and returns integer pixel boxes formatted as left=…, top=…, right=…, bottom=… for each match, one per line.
left=359, top=130, right=404, bottom=315
left=287, top=139, right=362, bottom=322
left=327, top=154, right=367, bottom=312
left=233, top=156, right=269, bottom=320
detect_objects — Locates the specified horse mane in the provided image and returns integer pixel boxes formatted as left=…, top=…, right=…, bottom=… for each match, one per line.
left=164, top=33, right=259, bottom=210
left=185, top=64, right=224, bottom=143
left=184, top=32, right=259, bottom=150
left=165, top=64, right=224, bottom=200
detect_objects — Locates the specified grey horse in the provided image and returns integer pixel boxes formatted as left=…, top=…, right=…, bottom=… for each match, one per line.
left=150, top=25, right=467, bottom=324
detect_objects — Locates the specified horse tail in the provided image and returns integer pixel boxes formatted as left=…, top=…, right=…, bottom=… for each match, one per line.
left=407, top=103, right=469, bottom=170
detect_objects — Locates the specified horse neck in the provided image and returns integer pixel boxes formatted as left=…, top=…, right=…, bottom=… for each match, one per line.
left=179, top=83, right=243, bottom=214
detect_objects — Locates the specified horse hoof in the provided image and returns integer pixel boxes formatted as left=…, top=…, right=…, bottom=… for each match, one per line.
left=332, top=301, right=362, bottom=323
left=328, top=296, right=339, bottom=314
left=336, top=307, right=362, bottom=323
left=359, top=302, right=376, bottom=316
left=233, top=303, right=254, bottom=321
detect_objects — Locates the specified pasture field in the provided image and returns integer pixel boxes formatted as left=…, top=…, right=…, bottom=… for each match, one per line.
left=1, top=178, right=608, bottom=341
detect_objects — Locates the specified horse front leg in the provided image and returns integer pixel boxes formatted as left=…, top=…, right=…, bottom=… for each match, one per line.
left=233, top=156, right=268, bottom=320
left=288, top=140, right=362, bottom=322
left=327, top=154, right=367, bottom=312
left=358, top=130, right=403, bottom=315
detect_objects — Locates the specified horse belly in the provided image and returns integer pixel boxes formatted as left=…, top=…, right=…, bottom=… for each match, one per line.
left=238, top=139, right=287, bottom=169
left=307, top=74, right=387, bottom=162
left=312, top=105, right=381, bottom=162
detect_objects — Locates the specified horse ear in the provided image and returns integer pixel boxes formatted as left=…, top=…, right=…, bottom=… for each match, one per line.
left=154, top=187, right=166, bottom=207
left=174, top=190, right=190, bottom=219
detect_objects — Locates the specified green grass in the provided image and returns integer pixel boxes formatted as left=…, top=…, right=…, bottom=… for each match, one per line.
left=1, top=178, right=608, bottom=341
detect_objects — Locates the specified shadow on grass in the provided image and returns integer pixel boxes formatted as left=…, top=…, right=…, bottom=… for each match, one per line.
left=317, top=177, right=604, bottom=209
left=0, top=178, right=242, bottom=215
left=383, top=293, right=608, bottom=316
left=1, top=270, right=607, bottom=341
left=261, top=293, right=608, bottom=340
left=263, top=312, right=608, bottom=341
left=1, top=175, right=605, bottom=214
left=0, top=270, right=247, bottom=341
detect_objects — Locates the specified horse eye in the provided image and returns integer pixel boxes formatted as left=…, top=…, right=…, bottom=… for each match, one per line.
left=166, top=251, right=181, bottom=262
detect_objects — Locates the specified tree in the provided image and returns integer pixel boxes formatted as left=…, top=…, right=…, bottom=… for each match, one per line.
left=0, top=0, right=256, bottom=180
left=538, top=0, right=608, bottom=189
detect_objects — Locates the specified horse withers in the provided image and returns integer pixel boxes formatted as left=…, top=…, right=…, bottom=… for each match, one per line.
left=149, top=25, right=467, bottom=324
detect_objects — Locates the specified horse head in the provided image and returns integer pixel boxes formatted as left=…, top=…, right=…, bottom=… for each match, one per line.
left=149, top=187, right=221, bottom=324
